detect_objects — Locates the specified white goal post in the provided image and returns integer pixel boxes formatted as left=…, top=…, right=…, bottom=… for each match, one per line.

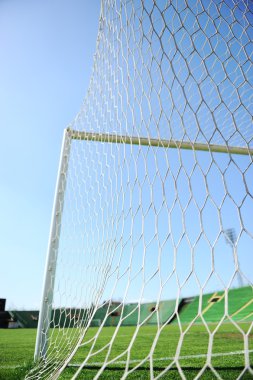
left=34, top=128, right=253, bottom=362
left=27, top=0, right=253, bottom=379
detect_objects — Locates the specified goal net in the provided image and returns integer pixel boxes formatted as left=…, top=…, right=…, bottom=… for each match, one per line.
left=27, top=0, right=253, bottom=379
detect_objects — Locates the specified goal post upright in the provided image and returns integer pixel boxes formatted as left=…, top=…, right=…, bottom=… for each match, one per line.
left=34, top=129, right=72, bottom=361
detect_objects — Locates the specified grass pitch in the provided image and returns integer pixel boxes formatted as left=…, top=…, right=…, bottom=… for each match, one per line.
left=0, top=328, right=35, bottom=380
left=0, top=323, right=252, bottom=379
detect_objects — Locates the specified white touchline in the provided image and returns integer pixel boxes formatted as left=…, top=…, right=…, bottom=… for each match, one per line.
left=2, top=349, right=252, bottom=370
left=67, top=349, right=253, bottom=367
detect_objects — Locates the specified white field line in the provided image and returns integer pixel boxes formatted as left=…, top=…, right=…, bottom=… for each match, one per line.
left=1, top=350, right=253, bottom=370
left=68, top=349, right=253, bottom=367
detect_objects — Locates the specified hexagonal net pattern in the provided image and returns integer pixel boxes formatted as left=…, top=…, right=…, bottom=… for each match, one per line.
left=27, top=1, right=253, bottom=379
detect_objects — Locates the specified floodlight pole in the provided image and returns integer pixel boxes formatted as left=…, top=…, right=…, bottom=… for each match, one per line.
left=224, top=228, right=244, bottom=288
left=34, top=129, right=71, bottom=361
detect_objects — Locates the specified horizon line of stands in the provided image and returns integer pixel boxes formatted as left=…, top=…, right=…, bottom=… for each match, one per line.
left=1, top=286, right=252, bottom=329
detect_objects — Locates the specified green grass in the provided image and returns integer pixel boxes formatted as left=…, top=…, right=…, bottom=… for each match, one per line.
left=0, top=324, right=252, bottom=379
left=0, top=329, right=35, bottom=380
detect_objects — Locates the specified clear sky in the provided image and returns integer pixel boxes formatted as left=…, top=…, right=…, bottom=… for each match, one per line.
left=0, top=0, right=252, bottom=311
left=0, top=0, right=100, bottom=309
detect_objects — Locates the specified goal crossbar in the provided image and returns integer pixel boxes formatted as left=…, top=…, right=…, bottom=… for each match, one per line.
left=68, top=128, right=253, bottom=156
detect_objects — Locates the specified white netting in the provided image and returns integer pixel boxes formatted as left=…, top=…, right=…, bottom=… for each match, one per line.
left=27, top=0, right=253, bottom=379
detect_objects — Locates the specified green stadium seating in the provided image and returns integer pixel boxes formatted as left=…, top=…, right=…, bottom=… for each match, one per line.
left=10, top=311, right=39, bottom=328
left=9, top=286, right=252, bottom=328
left=175, top=286, right=253, bottom=324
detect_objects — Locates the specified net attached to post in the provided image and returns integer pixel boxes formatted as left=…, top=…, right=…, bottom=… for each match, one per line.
left=27, top=1, right=253, bottom=379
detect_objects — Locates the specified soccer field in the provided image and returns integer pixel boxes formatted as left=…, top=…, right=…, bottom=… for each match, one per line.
left=1, top=323, right=252, bottom=379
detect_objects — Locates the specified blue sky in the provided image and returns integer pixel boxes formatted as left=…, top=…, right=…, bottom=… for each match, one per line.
left=0, top=0, right=252, bottom=311
left=0, top=0, right=100, bottom=309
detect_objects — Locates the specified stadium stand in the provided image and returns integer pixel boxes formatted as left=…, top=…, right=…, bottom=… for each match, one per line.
left=0, top=311, right=12, bottom=328
left=51, top=308, right=87, bottom=328
left=7, top=286, right=252, bottom=328
left=10, top=311, right=39, bottom=328
left=0, top=298, right=12, bottom=328
left=174, top=286, right=253, bottom=324
left=91, top=300, right=177, bottom=327
left=0, top=298, right=6, bottom=311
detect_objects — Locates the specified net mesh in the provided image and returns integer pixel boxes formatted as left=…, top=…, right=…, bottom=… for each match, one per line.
left=27, top=0, right=253, bottom=379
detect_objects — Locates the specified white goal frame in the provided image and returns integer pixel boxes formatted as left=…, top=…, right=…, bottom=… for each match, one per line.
left=34, top=127, right=253, bottom=361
